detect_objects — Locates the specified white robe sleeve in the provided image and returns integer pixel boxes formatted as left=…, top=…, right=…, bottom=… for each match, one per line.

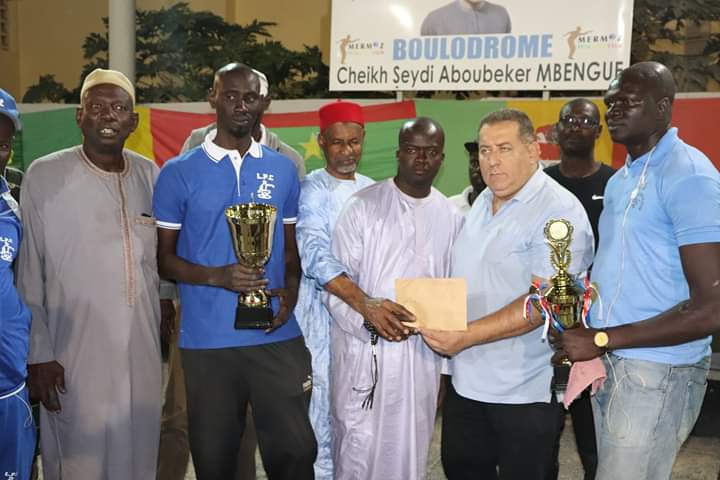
left=297, top=179, right=348, bottom=288
left=326, top=198, right=371, bottom=342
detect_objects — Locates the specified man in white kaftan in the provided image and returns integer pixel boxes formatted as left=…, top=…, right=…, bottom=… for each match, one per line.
left=295, top=100, right=373, bottom=479
left=326, top=118, right=463, bottom=480
left=17, top=70, right=170, bottom=480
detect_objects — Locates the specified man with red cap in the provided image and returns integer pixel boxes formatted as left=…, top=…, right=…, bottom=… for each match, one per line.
left=296, top=100, right=413, bottom=479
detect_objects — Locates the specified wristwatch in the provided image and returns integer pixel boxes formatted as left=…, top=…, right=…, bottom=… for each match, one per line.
left=593, top=330, right=609, bottom=349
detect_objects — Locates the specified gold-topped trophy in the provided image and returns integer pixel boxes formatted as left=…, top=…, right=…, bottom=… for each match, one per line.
left=526, top=219, right=597, bottom=389
left=225, top=203, right=277, bottom=329
left=542, top=219, right=581, bottom=330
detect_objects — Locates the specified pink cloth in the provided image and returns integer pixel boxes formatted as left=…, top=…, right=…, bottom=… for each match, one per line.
left=563, top=357, right=607, bottom=409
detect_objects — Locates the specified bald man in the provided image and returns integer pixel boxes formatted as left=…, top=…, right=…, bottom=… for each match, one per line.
left=554, top=62, right=720, bottom=479
left=154, top=63, right=315, bottom=480
left=180, top=68, right=305, bottom=179
left=327, top=118, right=464, bottom=479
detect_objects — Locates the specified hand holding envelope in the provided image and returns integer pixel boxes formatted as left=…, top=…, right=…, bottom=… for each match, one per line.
left=395, top=278, right=468, bottom=331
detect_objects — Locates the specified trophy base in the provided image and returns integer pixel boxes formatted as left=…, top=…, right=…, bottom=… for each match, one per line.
left=551, top=364, right=571, bottom=393
left=234, top=304, right=274, bottom=330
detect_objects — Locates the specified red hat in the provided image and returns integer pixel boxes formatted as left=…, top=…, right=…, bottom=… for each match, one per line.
left=318, top=100, right=364, bottom=131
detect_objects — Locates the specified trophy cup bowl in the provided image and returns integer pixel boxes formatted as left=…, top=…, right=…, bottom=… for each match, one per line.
left=225, top=203, right=277, bottom=329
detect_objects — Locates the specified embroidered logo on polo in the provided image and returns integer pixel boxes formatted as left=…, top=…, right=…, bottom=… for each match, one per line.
left=256, top=173, right=276, bottom=200
left=0, top=236, right=14, bottom=262
left=5, top=472, right=18, bottom=479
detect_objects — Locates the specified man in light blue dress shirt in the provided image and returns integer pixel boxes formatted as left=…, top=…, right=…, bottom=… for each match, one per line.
left=555, top=62, right=720, bottom=480
left=421, top=108, right=594, bottom=480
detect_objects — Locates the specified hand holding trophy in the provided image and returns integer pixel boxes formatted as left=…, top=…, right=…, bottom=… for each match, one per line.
left=225, top=203, right=277, bottom=329
left=523, top=219, right=598, bottom=390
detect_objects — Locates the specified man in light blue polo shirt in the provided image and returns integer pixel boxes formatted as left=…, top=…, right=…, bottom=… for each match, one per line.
left=153, top=63, right=316, bottom=480
left=421, top=108, right=594, bottom=480
left=556, top=62, right=720, bottom=480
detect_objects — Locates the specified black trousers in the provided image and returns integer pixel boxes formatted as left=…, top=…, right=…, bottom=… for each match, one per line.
left=182, top=337, right=317, bottom=480
left=441, top=382, right=564, bottom=480
left=568, top=389, right=598, bottom=480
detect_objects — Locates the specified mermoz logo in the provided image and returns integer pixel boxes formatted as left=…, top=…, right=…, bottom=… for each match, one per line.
left=564, top=26, right=623, bottom=60
left=347, top=41, right=385, bottom=51
left=337, top=34, right=384, bottom=64
left=578, top=33, right=623, bottom=46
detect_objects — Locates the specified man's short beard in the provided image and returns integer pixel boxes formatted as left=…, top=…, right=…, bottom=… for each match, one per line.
left=335, top=163, right=357, bottom=175
left=228, top=123, right=253, bottom=138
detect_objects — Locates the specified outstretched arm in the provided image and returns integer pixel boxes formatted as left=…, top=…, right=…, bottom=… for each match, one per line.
left=326, top=274, right=415, bottom=341
left=559, top=243, right=720, bottom=361
left=421, top=279, right=545, bottom=356
left=325, top=199, right=415, bottom=341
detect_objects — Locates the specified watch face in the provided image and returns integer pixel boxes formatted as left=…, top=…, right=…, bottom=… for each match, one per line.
left=594, top=331, right=609, bottom=348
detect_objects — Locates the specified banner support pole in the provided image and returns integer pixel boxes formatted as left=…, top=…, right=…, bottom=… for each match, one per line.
left=396, top=91, right=404, bottom=102
left=542, top=90, right=551, bottom=101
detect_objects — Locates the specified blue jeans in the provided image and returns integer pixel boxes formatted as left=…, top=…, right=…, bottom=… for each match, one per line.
left=592, top=353, right=709, bottom=480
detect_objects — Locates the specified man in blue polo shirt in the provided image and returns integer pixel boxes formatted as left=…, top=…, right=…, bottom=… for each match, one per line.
left=555, top=61, right=720, bottom=480
left=153, top=63, right=316, bottom=480
left=0, top=88, right=34, bottom=480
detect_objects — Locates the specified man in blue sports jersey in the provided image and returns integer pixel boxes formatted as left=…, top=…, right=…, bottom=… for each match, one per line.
left=0, top=88, right=34, bottom=480
left=554, top=62, right=720, bottom=479
left=153, top=63, right=316, bottom=480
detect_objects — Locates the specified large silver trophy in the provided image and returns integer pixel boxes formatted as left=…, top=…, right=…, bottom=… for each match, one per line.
left=225, top=203, right=277, bottom=329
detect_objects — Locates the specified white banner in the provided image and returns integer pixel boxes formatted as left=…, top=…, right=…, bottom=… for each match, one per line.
left=329, top=0, right=634, bottom=91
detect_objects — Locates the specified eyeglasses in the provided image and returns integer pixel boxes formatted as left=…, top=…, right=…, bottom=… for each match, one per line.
left=560, top=116, right=598, bottom=129
left=604, top=97, right=645, bottom=112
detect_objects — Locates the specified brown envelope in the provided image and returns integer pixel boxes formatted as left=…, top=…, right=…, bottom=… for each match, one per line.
left=395, top=278, right=467, bottom=331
